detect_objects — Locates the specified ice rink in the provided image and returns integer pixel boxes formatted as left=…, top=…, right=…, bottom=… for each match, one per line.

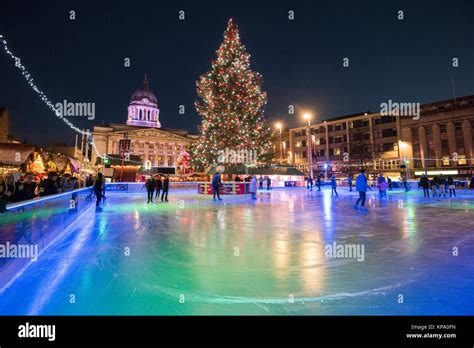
left=1, top=186, right=473, bottom=315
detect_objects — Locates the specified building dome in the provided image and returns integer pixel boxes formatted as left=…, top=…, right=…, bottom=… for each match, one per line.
left=130, top=76, right=158, bottom=104
left=126, top=75, right=161, bottom=128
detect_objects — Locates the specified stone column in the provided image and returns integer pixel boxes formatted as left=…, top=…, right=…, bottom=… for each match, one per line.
left=419, top=126, right=427, bottom=172
left=324, top=122, right=329, bottom=163
left=368, top=115, right=376, bottom=170
left=462, top=119, right=473, bottom=166
left=289, top=130, right=295, bottom=165
left=346, top=121, right=350, bottom=164
left=447, top=121, right=457, bottom=162
left=432, top=123, right=442, bottom=167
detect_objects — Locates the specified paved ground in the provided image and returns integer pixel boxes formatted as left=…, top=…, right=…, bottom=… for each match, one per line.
left=0, top=186, right=473, bottom=315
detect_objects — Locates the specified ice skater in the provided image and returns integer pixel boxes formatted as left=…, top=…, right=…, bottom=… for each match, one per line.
left=447, top=176, right=456, bottom=197
left=94, top=172, right=104, bottom=212
left=430, top=176, right=439, bottom=198
left=145, top=176, right=155, bottom=203
left=420, top=174, right=430, bottom=197
left=316, top=175, right=321, bottom=191
left=161, top=176, right=169, bottom=202
left=307, top=176, right=313, bottom=191
left=330, top=175, right=338, bottom=197
left=377, top=174, right=387, bottom=198
left=212, top=172, right=222, bottom=201
left=348, top=174, right=353, bottom=192
left=354, top=169, right=370, bottom=212
left=266, top=176, right=272, bottom=190
left=249, top=175, right=257, bottom=199
left=154, top=175, right=162, bottom=199
left=258, top=175, right=264, bottom=190
left=438, top=174, right=447, bottom=198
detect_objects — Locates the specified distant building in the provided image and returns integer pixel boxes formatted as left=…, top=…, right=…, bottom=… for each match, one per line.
left=289, top=95, right=474, bottom=179
left=0, top=108, right=9, bottom=143
left=91, top=75, right=197, bottom=180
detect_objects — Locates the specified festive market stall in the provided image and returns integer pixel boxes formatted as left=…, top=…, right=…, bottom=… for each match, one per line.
left=0, top=143, right=46, bottom=176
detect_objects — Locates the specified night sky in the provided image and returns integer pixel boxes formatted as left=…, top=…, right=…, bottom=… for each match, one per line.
left=1, top=0, right=473, bottom=146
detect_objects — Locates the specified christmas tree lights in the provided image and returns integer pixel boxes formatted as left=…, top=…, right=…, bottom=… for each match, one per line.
left=190, top=19, right=272, bottom=170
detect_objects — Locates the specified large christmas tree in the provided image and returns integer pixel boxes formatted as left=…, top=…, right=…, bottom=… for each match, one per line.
left=190, top=18, right=272, bottom=170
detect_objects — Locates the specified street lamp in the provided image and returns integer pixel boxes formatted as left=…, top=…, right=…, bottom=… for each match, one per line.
left=303, top=113, right=313, bottom=179
left=275, top=122, right=283, bottom=163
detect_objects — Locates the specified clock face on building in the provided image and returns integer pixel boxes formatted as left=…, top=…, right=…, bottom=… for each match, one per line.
left=142, top=98, right=149, bottom=103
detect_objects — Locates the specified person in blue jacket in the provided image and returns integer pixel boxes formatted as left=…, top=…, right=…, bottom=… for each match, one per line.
left=212, top=172, right=222, bottom=201
left=354, top=169, right=371, bottom=211
left=330, top=175, right=338, bottom=197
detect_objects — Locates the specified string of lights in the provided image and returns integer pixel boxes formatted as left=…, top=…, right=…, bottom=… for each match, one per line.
left=0, top=34, right=105, bottom=160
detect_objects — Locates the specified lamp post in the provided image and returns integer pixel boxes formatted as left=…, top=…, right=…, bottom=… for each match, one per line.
left=303, top=113, right=313, bottom=179
left=275, top=122, right=283, bottom=163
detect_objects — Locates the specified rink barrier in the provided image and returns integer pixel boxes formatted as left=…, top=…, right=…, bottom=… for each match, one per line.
left=0, top=187, right=94, bottom=291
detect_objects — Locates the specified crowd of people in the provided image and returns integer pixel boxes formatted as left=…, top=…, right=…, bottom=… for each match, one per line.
left=0, top=171, right=83, bottom=211
left=419, top=174, right=457, bottom=198
left=144, top=175, right=170, bottom=204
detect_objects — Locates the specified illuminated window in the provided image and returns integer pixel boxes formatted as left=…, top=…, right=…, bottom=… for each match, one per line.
left=333, top=148, right=341, bottom=155
left=442, top=156, right=450, bottom=166
left=458, top=155, right=467, bottom=165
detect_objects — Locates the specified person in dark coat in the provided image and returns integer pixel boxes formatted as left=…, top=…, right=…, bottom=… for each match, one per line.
left=13, top=173, right=37, bottom=202
left=419, top=174, right=430, bottom=197
left=161, top=176, right=169, bottom=202
left=154, top=175, right=162, bottom=199
left=316, top=175, right=321, bottom=191
left=447, top=176, right=456, bottom=197
left=39, top=172, right=58, bottom=197
left=145, top=176, right=155, bottom=203
left=348, top=174, right=353, bottom=192
left=212, top=172, right=222, bottom=201
left=93, top=172, right=104, bottom=211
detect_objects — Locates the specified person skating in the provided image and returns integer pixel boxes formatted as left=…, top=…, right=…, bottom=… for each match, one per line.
left=94, top=172, right=105, bottom=212
left=249, top=175, right=257, bottom=199
left=430, top=176, right=439, bottom=198
left=266, top=176, right=272, bottom=190
left=307, top=176, right=313, bottom=191
left=161, top=176, right=169, bottom=202
left=330, top=175, right=338, bottom=197
left=354, top=169, right=371, bottom=211
left=447, top=176, right=456, bottom=197
left=387, top=177, right=393, bottom=190
left=378, top=175, right=387, bottom=198
left=145, top=176, right=155, bottom=203
left=420, top=174, right=430, bottom=197
left=212, top=172, right=222, bottom=201
left=401, top=175, right=409, bottom=192
left=258, top=175, right=264, bottom=190
left=348, top=174, right=353, bottom=192
left=438, top=174, right=447, bottom=198
left=316, top=175, right=321, bottom=191
left=154, top=175, right=162, bottom=199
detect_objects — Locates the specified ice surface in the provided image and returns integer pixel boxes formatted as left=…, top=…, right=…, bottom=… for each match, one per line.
left=0, top=187, right=473, bottom=315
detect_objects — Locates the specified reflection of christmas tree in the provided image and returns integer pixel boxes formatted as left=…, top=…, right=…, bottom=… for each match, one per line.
left=190, top=18, right=272, bottom=170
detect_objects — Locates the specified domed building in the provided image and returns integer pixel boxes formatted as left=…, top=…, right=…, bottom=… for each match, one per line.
left=126, top=75, right=161, bottom=128
left=91, top=75, right=197, bottom=181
